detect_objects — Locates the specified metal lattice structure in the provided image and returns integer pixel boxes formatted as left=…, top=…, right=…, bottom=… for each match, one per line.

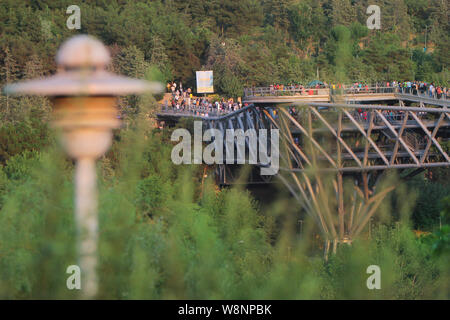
left=265, top=103, right=449, bottom=253
left=157, top=98, right=450, bottom=253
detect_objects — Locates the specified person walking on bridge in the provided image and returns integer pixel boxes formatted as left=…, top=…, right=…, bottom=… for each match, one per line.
left=406, top=81, right=411, bottom=94
left=437, top=86, right=442, bottom=99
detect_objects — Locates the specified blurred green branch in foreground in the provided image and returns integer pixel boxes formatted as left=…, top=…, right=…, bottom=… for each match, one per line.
left=0, top=94, right=448, bottom=300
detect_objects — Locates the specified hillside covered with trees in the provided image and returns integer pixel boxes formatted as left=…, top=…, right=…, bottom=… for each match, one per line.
left=1, top=0, right=448, bottom=99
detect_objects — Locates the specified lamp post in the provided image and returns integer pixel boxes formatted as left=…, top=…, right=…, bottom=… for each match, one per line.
left=4, top=35, right=162, bottom=299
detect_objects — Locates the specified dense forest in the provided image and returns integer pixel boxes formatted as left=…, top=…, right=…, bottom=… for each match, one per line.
left=0, top=0, right=448, bottom=99
left=0, top=1, right=449, bottom=299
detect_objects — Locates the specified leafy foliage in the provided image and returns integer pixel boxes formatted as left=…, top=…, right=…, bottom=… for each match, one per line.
left=0, top=103, right=447, bottom=299
left=1, top=0, right=448, bottom=101
left=0, top=0, right=448, bottom=300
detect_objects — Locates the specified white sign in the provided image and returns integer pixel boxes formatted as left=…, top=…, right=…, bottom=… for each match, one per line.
left=196, top=71, right=214, bottom=94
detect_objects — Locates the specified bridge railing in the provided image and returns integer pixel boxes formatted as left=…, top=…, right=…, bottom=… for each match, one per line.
left=160, top=103, right=234, bottom=117
left=397, top=87, right=449, bottom=101
left=341, top=86, right=397, bottom=95
left=244, top=85, right=449, bottom=101
left=244, top=86, right=397, bottom=97
left=244, top=87, right=328, bottom=97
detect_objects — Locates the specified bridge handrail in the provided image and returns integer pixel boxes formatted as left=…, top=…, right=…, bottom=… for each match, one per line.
left=341, top=86, right=397, bottom=95
left=244, top=86, right=449, bottom=101
left=397, top=87, right=449, bottom=101
left=158, top=103, right=255, bottom=121
left=244, top=86, right=398, bottom=97
left=244, top=87, right=327, bottom=97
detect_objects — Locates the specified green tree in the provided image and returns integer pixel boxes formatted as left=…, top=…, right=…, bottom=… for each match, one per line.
left=0, top=46, right=20, bottom=122
left=330, top=0, right=356, bottom=27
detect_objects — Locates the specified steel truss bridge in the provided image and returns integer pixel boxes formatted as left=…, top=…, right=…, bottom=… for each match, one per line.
left=244, top=86, right=449, bottom=107
left=157, top=89, right=450, bottom=253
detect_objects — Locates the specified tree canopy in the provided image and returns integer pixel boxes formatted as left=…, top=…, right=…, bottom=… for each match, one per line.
left=0, top=1, right=448, bottom=96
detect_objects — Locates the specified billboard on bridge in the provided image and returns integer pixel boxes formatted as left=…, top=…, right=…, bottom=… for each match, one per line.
left=196, top=70, right=214, bottom=94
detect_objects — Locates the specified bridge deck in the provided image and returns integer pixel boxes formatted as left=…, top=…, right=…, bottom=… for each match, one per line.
left=243, top=87, right=449, bottom=107
left=244, top=93, right=398, bottom=104
left=157, top=102, right=450, bottom=177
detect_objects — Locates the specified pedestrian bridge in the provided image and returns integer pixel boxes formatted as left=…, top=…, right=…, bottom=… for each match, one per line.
left=243, top=86, right=449, bottom=107
left=157, top=94, right=450, bottom=247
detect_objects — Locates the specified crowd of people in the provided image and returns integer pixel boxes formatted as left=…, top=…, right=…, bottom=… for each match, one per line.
left=167, top=81, right=192, bottom=108
left=262, top=81, right=448, bottom=99
left=268, top=83, right=327, bottom=94
left=393, top=81, right=447, bottom=99
left=344, top=81, right=448, bottom=99
left=164, top=79, right=448, bottom=117
left=166, top=81, right=248, bottom=116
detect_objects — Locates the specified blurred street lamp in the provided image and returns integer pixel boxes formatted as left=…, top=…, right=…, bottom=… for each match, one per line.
left=4, top=35, right=162, bottom=299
